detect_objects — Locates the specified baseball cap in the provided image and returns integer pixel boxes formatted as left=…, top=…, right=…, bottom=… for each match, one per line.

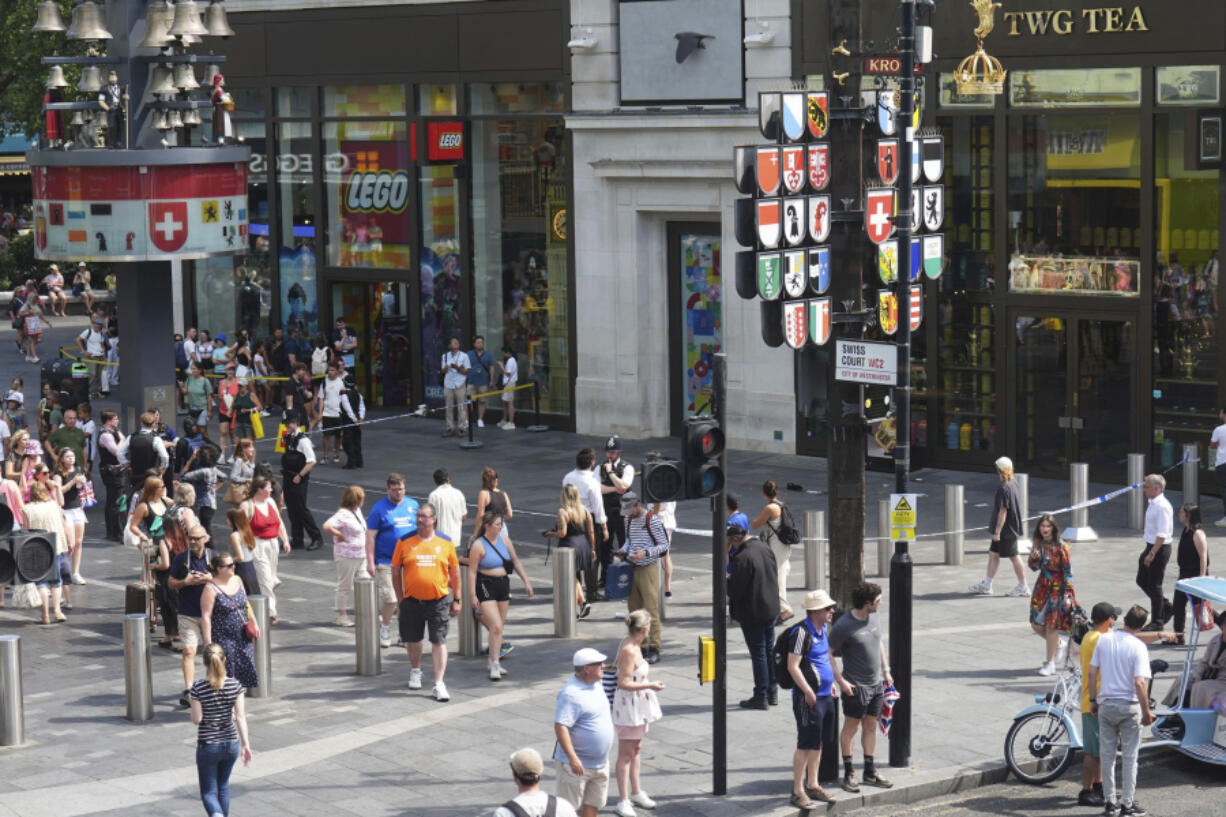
left=572, top=647, right=607, bottom=667
left=23, top=440, right=41, bottom=457
left=5, top=390, right=22, bottom=405
left=605, top=435, right=622, bottom=452
left=508, top=748, right=544, bottom=780
left=995, top=456, right=1014, bottom=471
left=619, top=491, right=640, bottom=514
left=803, top=589, right=837, bottom=611
left=1090, top=602, right=1121, bottom=624
left=78, top=261, right=87, bottom=267
left=215, top=333, right=226, bottom=342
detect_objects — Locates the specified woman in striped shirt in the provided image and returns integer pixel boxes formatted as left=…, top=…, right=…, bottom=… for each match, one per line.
left=189, top=643, right=252, bottom=817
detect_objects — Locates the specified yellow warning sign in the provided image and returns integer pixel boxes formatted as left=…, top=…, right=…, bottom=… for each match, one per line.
left=889, top=493, right=917, bottom=542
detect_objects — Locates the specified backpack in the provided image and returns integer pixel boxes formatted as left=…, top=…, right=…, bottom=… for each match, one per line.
left=281, top=433, right=307, bottom=473
left=502, top=796, right=557, bottom=817
left=164, top=505, right=190, bottom=556
left=310, top=346, right=328, bottom=376
left=769, top=500, right=801, bottom=545
left=174, top=341, right=189, bottom=369
left=773, top=621, right=817, bottom=690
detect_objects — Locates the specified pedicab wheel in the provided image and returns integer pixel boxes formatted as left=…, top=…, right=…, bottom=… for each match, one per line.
left=1004, top=711, right=1077, bottom=784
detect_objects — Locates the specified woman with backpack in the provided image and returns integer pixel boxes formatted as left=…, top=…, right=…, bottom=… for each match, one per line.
left=752, top=480, right=794, bottom=625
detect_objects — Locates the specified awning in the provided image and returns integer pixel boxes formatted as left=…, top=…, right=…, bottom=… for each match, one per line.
left=0, top=156, right=29, bottom=176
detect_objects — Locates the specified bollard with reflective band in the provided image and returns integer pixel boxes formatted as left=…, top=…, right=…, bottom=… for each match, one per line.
left=355, top=577, right=381, bottom=676
left=124, top=614, right=153, bottom=722
left=1183, top=443, right=1200, bottom=507
left=1017, top=472, right=1029, bottom=528
left=1064, top=463, right=1098, bottom=542
left=876, top=499, right=891, bottom=577
left=0, top=634, right=24, bottom=745
left=804, top=510, right=826, bottom=589
left=249, top=595, right=272, bottom=698
left=944, top=485, right=964, bottom=566
left=1128, top=453, right=1145, bottom=530
left=553, top=546, right=577, bottom=638
left=458, top=564, right=483, bottom=657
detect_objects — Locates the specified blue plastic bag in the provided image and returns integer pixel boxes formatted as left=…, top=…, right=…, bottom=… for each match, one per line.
left=605, top=561, right=633, bottom=600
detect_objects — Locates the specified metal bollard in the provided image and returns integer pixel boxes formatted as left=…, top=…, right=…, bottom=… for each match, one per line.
left=457, top=564, right=483, bottom=657
left=804, top=510, right=825, bottom=589
left=553, top=546, right=577, bottom=638
left=0, top=634, right=23, bottom=745
left=657, top=559, right=667, bottom=623
left=1128, top=453, right=1146, bottom=530
left=355, top=577, right=381, bottom=676
left=944, top=485, right=964, bottom=566
left=1017, top=472, right=1029, bottom=527
left=876, top=500, right=891, bottom=577
left=1064, top=463, right=1098, bottom=542
left=249, top=595, right=272, bottom=698
left=1183, top=443, right=1200, bottom=507
left=123, top=613, right=153, bottom=722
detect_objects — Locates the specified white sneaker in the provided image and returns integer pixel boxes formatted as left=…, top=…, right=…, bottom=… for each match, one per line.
left=408, top=668, right=422, bottom=690
left=335, top=615, right=354, bottom=627
left=477, top=419, right=485, bottom=428
left=502, top=422, right=515, bottom=430
left=498, top=663, right=509, bottom=677
left=1038, top=661, right=1055, bottom=677
left=1215, top=517, right=1226, bottom=527
left=71, top=573, right=86, bottom=586
left=433, top=681, right=450, bottom=702
left=1006, top=583, right=1031, bottom=598
left=379, top=624, right=392, bottom=648
left=615, top=800, right=637, bottom=817
left=630, top=792, right=657, bottom=809
left=489, top=662, right=502, bottom=681
left=968, top=579, right=992, bottom=595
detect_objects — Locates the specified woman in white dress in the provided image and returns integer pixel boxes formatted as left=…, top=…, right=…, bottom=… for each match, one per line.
left=611, top=609, right=664, bottom=817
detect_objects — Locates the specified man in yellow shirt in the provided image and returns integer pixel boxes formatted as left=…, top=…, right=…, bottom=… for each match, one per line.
left=1078, top=602, right=1117, bottom=808
left=392, top=502, right=461, bottom=702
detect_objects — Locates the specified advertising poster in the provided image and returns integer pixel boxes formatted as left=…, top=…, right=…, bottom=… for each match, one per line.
left=680, top=234, right=722, bottom=417
left=280, top=243, right=318, bottom=335
left=420, top=242, right=462, bottom=404
left=328, top=122, right=413, bottom=269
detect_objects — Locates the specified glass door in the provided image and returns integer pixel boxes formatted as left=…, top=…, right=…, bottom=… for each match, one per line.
left=330, top=281, right=412, bottom=408
left=1014, top=312, right=1136, bottom=478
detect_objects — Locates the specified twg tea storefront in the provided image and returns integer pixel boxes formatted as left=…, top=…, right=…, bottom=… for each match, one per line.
left=793, top=0, right=1226, bottom=487
left=184, top=0, right=575, bottom=421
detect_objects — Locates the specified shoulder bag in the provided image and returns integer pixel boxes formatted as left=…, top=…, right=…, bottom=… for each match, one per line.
left=210, top=581, right=260, bottom=641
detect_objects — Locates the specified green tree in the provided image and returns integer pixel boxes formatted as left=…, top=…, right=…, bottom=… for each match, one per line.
left=0, top=1, right=88, bottom=138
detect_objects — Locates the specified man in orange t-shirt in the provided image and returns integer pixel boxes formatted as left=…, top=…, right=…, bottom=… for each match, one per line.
left=392, top=501, right=461, bottom=702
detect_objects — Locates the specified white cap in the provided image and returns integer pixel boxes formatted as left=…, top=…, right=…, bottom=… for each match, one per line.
left=572, top=647, right=607, bottom=667
left=995, top=456, right=1013, bottom=471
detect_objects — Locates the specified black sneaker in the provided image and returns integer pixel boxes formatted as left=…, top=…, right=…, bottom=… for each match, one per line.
left=767, top=688, right=779, bottom=706
left=644, top=648, right=660, bottom=665
left=578, top=603, right=592, bottom=619
left=1103, top=805, right=1120, bottom=817
left=1078, top=789, right=1105, bottom=807
left=862, top=772, right=893, bottom=788
left=739, top=697, right=768, bottom=710
left=178, top=689, right=190, bottom=707
left=1121, top=803, right=1147, bottom=817
left=842, top=772, right=860, bottom=793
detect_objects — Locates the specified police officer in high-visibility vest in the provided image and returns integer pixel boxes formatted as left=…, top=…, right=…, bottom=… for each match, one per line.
left=597, top=436, right=634, bottom=598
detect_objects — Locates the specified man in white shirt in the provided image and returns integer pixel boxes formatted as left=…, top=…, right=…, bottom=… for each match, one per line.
left=1089, top=604, right=1157, bottom=817
left=1137, top=474, right=1174, bottom=629
left=1208, top=407, right=1226, bottom=526
left=491, top=747, right=578, bottom=817
left=498, top=345, right=519, bottom=430
left=319, top=362, right=346, bottom=464
left=182, top=327, right=198, bottom=366
left=76, top=314, right=109, bottom=399
left=441, top=337, right=470, bottom=438
left=562, top=447, right=608, bottom=544
left=428, top=468, right=468, bottom=546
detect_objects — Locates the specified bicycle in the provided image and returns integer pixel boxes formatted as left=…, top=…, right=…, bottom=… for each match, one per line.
left=1004, top=648, right=1084, bottom=783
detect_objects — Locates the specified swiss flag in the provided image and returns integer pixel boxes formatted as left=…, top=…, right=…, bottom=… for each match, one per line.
left=149, top=202, right=188, bottom=253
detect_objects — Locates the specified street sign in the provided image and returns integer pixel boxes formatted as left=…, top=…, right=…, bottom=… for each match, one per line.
left=864, top=56, right=924, bottom=75
left=834, top=339, right=897, bottom=385
left=889, top=493, right=917, bottom=541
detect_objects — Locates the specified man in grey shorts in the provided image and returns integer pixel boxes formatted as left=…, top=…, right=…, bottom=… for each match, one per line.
left=829, top=582, right=894, bottom=792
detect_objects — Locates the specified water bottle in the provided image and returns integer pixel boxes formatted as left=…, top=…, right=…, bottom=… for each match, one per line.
left=946, top=420, right=959, bottom=450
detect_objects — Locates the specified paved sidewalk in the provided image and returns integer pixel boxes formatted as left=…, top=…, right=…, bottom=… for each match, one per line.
left=0, top=318, right=1220, bottom=816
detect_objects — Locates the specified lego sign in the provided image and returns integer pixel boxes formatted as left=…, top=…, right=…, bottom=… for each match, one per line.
left=338, top=140, right=412, bottom=245
left=30, top=162, right=248, bottom=262
left=427, top=121, right=464, bottom=161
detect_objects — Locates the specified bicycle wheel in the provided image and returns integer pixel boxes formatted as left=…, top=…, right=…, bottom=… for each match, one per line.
left=1004, top=710, right=1077, bottom=784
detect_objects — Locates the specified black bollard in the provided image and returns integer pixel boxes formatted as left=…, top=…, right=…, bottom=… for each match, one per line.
left=525, top=380, right=548, bottom=432
left=459, top=395, right=483, bottom=449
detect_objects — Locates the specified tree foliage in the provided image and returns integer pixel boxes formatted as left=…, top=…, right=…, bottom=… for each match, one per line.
left=0, top=1, right=89, bottom=138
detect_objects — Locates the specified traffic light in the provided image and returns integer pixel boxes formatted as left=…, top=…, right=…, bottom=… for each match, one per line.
left=682, top=417, right=725, bottom=498
left=642, top=454, right=685, bottom=503
left=0, top=529, right=59, bottom=585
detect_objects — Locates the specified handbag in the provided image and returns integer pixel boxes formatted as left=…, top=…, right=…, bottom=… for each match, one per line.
left=250, top=411, right=265, bottom=439
left=222, top=480, right=246, bottom=505
left=1196, top=600, right=1216, bottom=632
left=273, top=423, right=288, bottom=453
left=24, top=315, right=42, bottom=335
left=210, top=581, right=260, bottom=641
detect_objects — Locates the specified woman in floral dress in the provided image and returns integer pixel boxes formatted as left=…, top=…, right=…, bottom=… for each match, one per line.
left=201, top=549, right=259, bottom=691
left=1028, top=513, right=1077, bottom=678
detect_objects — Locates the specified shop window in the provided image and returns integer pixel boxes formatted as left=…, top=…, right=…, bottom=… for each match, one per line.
left=1006, top=113, right=1141, bottom=296
left=1009, top=68, right=1141, bottom=108
left=276, top=87, right=312, bottom=118
left=275, top=121, right=318, bottom=336
left=937, top=302, right=997, bottom=453
left=938, top=116, right=994, bottom=294
left=419, top=165, right=462, bottom=405
left=323, top=85, right=407, bottom=118
left=467, top=83, right=565, bottom=115
left=228, top=86, right=266, bottom=120
left=322, top=121, right=412, bottom=269
left=938, top=74, right=994, bottom=109
left=1152, top=113, right=1219, bottom=470
left=471, top=119, right=570, bottom=415
left=1156, top=66, right=1220, bottom=107
left=420, top=85, right=458, bottom=116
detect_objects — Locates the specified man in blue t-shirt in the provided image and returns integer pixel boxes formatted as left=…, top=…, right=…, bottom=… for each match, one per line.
left=784, top=589, right=844, bottom=809
left=554, top=647, right=615, bottom=817
left=365, top=473, right=418, bottom=648
left=466, top=335, right=496, bottom=428
left=168, top=525, right=216, bottom=708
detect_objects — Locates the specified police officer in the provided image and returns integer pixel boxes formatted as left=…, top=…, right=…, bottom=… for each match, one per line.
left=280, top=411, right=322, bottom=550
left=339, top=376, right=365, bottom=469
left=597, top=435, right=634, bottom=598
left=96, top=410, right=127, bottom=541
left=119, top=411, right=169, bottom=496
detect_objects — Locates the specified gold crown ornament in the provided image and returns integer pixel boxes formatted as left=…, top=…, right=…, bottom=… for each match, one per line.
left=954, top=0, right=1007, bottom=96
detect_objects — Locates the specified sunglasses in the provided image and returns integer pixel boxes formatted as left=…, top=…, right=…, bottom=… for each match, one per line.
left=189, top=536, right=208, bottom=542
left=217, top=563, right=235, bottom=569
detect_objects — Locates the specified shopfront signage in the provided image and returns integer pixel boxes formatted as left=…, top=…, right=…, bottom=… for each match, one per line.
left=835, top=339, right=898, bottom=386
left=863, top=56, right=923, bottom=75
left=345, top=170, right=410, bottom=213
left=1001, top=7, right=1148, bottom=38
left=427, top=121, right=465, bottom=161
